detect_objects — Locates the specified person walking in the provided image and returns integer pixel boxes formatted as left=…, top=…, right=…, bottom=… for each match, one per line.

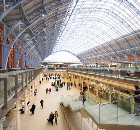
left=49, top=88, right=51, bottom=94
left=134, top=85, right=140, bottom=116
left=67, top=82, right=70, bottom=90
left=39, top=80, right=41, bottom=84
left=31, top=103, right=36, bottom=115
left=47, top=112, right=54, bottom=126
left=40, top=99, right=44, bottom=109
left=82, top=93, right=86, bottom=106
left=46, top=88, right=48, bottom=94
left=54, top=111, right=59, bottom=125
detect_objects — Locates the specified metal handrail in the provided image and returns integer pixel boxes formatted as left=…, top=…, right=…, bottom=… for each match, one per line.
left=101, top=94, right=140, bottom=106
left=60, top=104, right=74, bottom=130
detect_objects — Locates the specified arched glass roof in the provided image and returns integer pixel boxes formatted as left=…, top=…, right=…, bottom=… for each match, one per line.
left=43, top=51, right=81, bottom=63
left=54, top=0, right=140, bottom=55
left=1, top=0, right=140, bottom=67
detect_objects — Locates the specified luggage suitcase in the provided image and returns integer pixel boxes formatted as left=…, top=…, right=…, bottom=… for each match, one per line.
left=56, top=88, right=58, bottom=91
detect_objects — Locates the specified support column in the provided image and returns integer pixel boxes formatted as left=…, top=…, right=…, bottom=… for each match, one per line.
left=55, top=74, right=56, bottom=88
left=32, top=82, right=34, bottom=97
left=16, top=98, right=20, bottom=130
left=73, top=75, right=74, bottom=87
left=81, top=77, right=83, bottom=92
left=76, top=76, right=78, bottom=88
left=130, top=98, right=134, bottom=114
left=59, top=79, right=60, bottom=87
left=29, top=86, right=31, bottom=103
left=88, top=79, right=89, bottom=94
left=15, top=41, right=19, bottom=68
left=96, top=87, right=98, bottom=97
left=24, top=89, right=27, bottom=115
left=0, top=117, right=6, bottom=130
left=71, top=74, right=73, bottom=83
left=34, top=80, right=36, bottom=91
left=67, top=73, right=69, bottom=83
left=109, top=86, right=111, bottom=102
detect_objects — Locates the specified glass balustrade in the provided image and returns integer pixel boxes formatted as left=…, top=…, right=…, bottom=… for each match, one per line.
left=23, top=73, right=26, bottom=86
left=27, top=72, right=29, bottom=83
left=0, top=80, right=4, bottom=105
left=7, top=75, right=15, bottom=99
left=18, top=74, right=22, bottom=90
left=100, top=102, right=118, bottom=124
left=66, top=96, right=74, bottom=109
left=72, top=94, right=79, bottom=101
left=32, top=71, right=34, bottom=79
left=60, top=95, right=65, bottom=104
left=46, top=66, right=139, bottom=82
left=60, top=92, right=140, bottom=126
left=0, top=68, right=42, bottom=106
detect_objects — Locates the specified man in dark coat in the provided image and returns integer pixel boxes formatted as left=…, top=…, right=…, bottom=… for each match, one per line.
left=40, top=99, right=44, bottom=109
left=47, top=112, right=54, bottom=126
left=31, top=104, right=36, bottom=115
left=134, top=85, right=140, bottom=116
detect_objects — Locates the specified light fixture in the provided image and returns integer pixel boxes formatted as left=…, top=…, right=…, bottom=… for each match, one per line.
left=42, top=14, right=45, bottom=17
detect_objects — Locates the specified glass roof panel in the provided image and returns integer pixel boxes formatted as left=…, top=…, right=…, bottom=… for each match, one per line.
left=54, top=0, right=140, bottom=55
left=43, top=51, right=81, bottom=63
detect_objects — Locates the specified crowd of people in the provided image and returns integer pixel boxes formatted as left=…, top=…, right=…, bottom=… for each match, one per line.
left=29, top=74, right=140, bottom=129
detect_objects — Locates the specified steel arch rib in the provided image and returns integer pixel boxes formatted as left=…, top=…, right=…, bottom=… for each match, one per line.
left=51, top=50, right=82, bottom=62
left=3, top=16, right=42, bottom=69
left=0, top=0, right=25, bottom=22
left=3, top=21, right=22, bottom=43
left=16, top=34, right=45, bottom=64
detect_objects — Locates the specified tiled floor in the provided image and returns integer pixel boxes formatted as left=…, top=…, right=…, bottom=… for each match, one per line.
left=7, top=77, right=80, bottom=130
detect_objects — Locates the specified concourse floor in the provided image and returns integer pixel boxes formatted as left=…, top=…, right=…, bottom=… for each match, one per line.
left=7, top=78, right=80, bottom=130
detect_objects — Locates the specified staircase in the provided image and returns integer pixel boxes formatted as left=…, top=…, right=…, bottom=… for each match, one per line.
left=60, top=93, right=140, bottom=130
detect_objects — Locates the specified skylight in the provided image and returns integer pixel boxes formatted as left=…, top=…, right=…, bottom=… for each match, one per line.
left=53, top=0, right=140, bottom=55
left=43, top=51, right=81, bottom=63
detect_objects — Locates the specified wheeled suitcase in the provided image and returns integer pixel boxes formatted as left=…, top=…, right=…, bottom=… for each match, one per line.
left=56, top=88, right=58, bottom=91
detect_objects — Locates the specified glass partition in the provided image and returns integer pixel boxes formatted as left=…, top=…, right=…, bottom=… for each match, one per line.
left=7, top=75, right=15, bottom=99
left=60, top=95, right=65, bottom=103
left=63, top=67, right=140, bottom=82
left=100, top=102, right=118, bottom=124
left=72, top=94, right=79, bottom=101
left=0, top=80, right=4, bottom=105
left=99, top=96, right=139, bottom=126
left=23, top=73, right=26, bottom=86
left=18, top=74, right=22, bottom=90
left=32, top=71, right=34, bottom=79
left=66, top=96, right=74, bottom=109
left=85, top=95, right=100, bottom=122
left=27, top=72, right=29, bottom=83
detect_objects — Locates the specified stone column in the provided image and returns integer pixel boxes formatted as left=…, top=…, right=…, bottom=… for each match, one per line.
left=16, top=98, right=20, bottom=130
left=59, top=79, right=60, bottom=87
left=55, top=75, right=56, bottom=88
left=76, top=76, right=79, bottom=88
left=73, top=75, right=75, bottom=87
left=32, top=82, right=34, bottom=97
left=88, top=79, right=89, bottom=94
left=109, top=86, right=111, bottom=102
left=24, top=90, right=27, bottom=115
left=29, top=86, right=31, bottom=103
left=96, top=87, right=98, bottom=97
left=81, top=77, right=83, bottom=92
